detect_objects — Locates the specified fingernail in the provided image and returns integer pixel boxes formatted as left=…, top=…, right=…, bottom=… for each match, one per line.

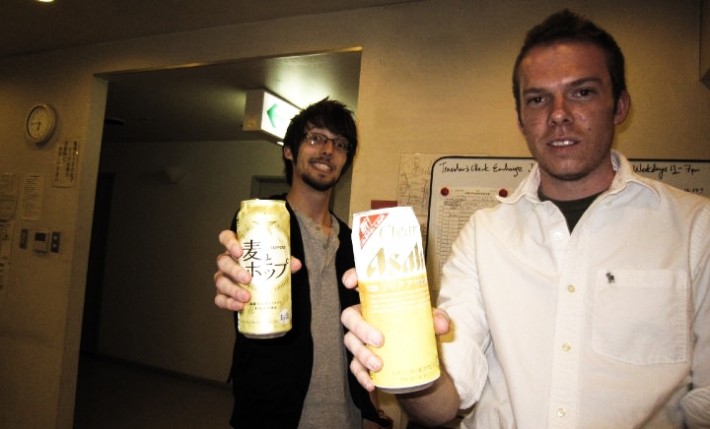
left=367, top=358, right=380, bottom=371
left=368, top=334, right=382, bottom=347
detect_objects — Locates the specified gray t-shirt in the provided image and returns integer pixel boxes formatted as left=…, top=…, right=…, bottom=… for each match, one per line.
left=293, top=210, right=360, bottom=429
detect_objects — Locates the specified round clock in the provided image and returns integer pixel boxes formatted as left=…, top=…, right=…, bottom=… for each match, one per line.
left=26, top=103, right=57, bottom=145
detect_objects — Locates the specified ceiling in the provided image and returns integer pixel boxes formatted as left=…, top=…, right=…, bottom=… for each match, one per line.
left=2, top=0, right=417, bottom=143
left=100, top=50, right=362, bottom=143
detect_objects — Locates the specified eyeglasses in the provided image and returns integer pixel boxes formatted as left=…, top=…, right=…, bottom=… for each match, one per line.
left=304, top=132, right=350, bottom=153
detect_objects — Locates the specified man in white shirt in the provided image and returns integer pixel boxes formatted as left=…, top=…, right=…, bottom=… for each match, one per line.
left=341, top=9, right=710, bottom=428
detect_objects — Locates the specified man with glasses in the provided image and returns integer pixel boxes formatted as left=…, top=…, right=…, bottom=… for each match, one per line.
left=214, top=98, right=392, bottom=428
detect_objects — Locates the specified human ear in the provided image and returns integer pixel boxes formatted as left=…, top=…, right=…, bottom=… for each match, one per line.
left=613, top=91, right=631, bottom=125
left=516, top=111, right=525, bottom=132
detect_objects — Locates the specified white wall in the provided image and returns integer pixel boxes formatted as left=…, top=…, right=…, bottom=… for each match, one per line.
left=0, top=52, right=107, bottom=429
left=1, top=1, right=708, bottom=428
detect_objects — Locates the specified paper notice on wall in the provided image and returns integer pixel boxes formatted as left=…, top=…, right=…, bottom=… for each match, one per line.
left=0, top=220, right=13, bottom=298
left=20, top=174, right=43, bottom=221
left=53, top=140, right=80, bottom=187
left=0, top=220, right=12, bottom=259
left=398, top=153, right=446, bottom=246
left=430, top=187, right=498, bottom=283
left=398, top=153, right=443, bottom=217
left=0, top=173, right=19, bottom=220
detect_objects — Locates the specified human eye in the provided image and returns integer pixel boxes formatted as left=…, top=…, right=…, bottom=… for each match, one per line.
left=309, top=133, right=327, bottom=145
left=525, top=94, right=546, bottom=107
left=573, top=87, right=596, bottom=98
left=334, top=138, right=350, bottom=152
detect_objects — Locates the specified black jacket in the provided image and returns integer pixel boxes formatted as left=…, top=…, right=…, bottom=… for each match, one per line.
left=229, top=197, right=382, bottom=428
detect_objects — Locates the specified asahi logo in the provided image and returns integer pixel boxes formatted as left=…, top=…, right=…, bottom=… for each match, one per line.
left=367, top=242, right=425, bottom=277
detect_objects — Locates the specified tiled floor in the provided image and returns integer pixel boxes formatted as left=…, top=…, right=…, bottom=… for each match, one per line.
left=73, top=354, right=233, bottom=429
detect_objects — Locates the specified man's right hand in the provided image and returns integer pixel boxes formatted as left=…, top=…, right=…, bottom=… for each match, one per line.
left=340, top=268, right=452, bottom=392
left=213, top=229, right=302, bottom=311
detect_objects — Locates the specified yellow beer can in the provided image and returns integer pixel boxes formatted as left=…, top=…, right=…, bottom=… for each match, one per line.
left=351, top=206, right=440, bottom=393
left=236, top=199, right=292, bottom=339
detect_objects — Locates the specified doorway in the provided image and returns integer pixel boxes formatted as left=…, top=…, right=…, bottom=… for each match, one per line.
left=74, top=50, right=362, bottom=428
left=80, top=173, right=114, bottom=355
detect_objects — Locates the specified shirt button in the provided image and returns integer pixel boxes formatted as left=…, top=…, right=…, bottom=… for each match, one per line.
left=557, top=408, right=567, bottom=418
left=567, top=284, right=576, bottom=293
left=552, top=231, right=564, bottom=241
left=562, top=343, right=572, bottom=352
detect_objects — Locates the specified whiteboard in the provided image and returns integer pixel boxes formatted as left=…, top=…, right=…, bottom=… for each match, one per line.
left=424, top=156, right=710, bottom=291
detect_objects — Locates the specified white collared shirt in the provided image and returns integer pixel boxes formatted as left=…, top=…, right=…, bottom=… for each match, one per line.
left=438, top=151, right=710, bottom=428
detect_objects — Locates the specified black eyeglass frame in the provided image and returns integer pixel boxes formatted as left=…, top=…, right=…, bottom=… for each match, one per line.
left=303, top=132, right=351, bottom=153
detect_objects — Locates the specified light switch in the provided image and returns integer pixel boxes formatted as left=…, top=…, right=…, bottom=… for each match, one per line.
left=20, top=229, right=29, bottom=249
left=51, top=231, right=61, bottom=253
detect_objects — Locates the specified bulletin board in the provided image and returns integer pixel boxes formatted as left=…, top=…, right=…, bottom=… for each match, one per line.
left=424, top=156, right=710, bottom=291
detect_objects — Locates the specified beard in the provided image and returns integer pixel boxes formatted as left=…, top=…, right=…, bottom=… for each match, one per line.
left=302, top=172, right=339, bottom=192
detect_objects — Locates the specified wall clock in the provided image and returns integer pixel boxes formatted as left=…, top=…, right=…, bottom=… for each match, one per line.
left=26, top=103, right=57, bottom=145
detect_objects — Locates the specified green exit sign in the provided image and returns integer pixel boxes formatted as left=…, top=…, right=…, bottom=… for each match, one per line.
left=243, top=89, right=300, bottom=141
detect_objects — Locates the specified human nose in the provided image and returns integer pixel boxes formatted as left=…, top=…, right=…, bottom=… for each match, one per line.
left=548, top=97, right=572, bottom=126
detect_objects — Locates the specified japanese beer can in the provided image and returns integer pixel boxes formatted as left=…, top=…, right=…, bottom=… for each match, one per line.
left=351, top=206, right=440, bottom=393
left=236, top=199, right=292, bottom=339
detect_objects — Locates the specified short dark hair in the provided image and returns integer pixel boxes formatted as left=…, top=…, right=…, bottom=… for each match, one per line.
left=512, top=9, right=627, bottom=117
left=281, top=97, right=358, bottom=185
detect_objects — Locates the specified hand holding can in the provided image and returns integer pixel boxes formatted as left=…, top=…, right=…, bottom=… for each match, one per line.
left=351, top=206, right=440, bottom=393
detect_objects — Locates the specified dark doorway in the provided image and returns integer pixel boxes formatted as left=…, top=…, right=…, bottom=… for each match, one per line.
left=80, top=172, right=114, bottom=354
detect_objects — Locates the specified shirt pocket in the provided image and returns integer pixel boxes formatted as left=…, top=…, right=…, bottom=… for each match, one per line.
left=592, top=269, right=689, bottom=365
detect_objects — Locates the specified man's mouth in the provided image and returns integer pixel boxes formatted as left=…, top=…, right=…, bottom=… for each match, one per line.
left=549, top=139, right=577, bottom=147
left=311, top=159, right=333, bottom=173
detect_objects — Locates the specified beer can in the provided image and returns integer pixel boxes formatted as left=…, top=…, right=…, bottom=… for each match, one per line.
left=236, top=199, right=292, bottom=339
left=351, top=206, right=440, bottom=393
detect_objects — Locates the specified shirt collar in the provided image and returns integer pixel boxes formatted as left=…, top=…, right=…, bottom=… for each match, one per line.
left=497, top=150, right=661, bottom=205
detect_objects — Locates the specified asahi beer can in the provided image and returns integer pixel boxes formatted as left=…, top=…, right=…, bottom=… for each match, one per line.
left=236, top=199, right=292, bottom=339
left=351, top=206, right=440, bottom=393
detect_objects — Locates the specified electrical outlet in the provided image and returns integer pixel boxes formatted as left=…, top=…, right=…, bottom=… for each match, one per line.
left=50, top=231, right=61, bottom=253
left=33, top=230, right=50, bottom=253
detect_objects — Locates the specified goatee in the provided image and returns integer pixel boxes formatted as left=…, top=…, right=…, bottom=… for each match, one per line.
left=303, top=174, right=338, bottom=192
